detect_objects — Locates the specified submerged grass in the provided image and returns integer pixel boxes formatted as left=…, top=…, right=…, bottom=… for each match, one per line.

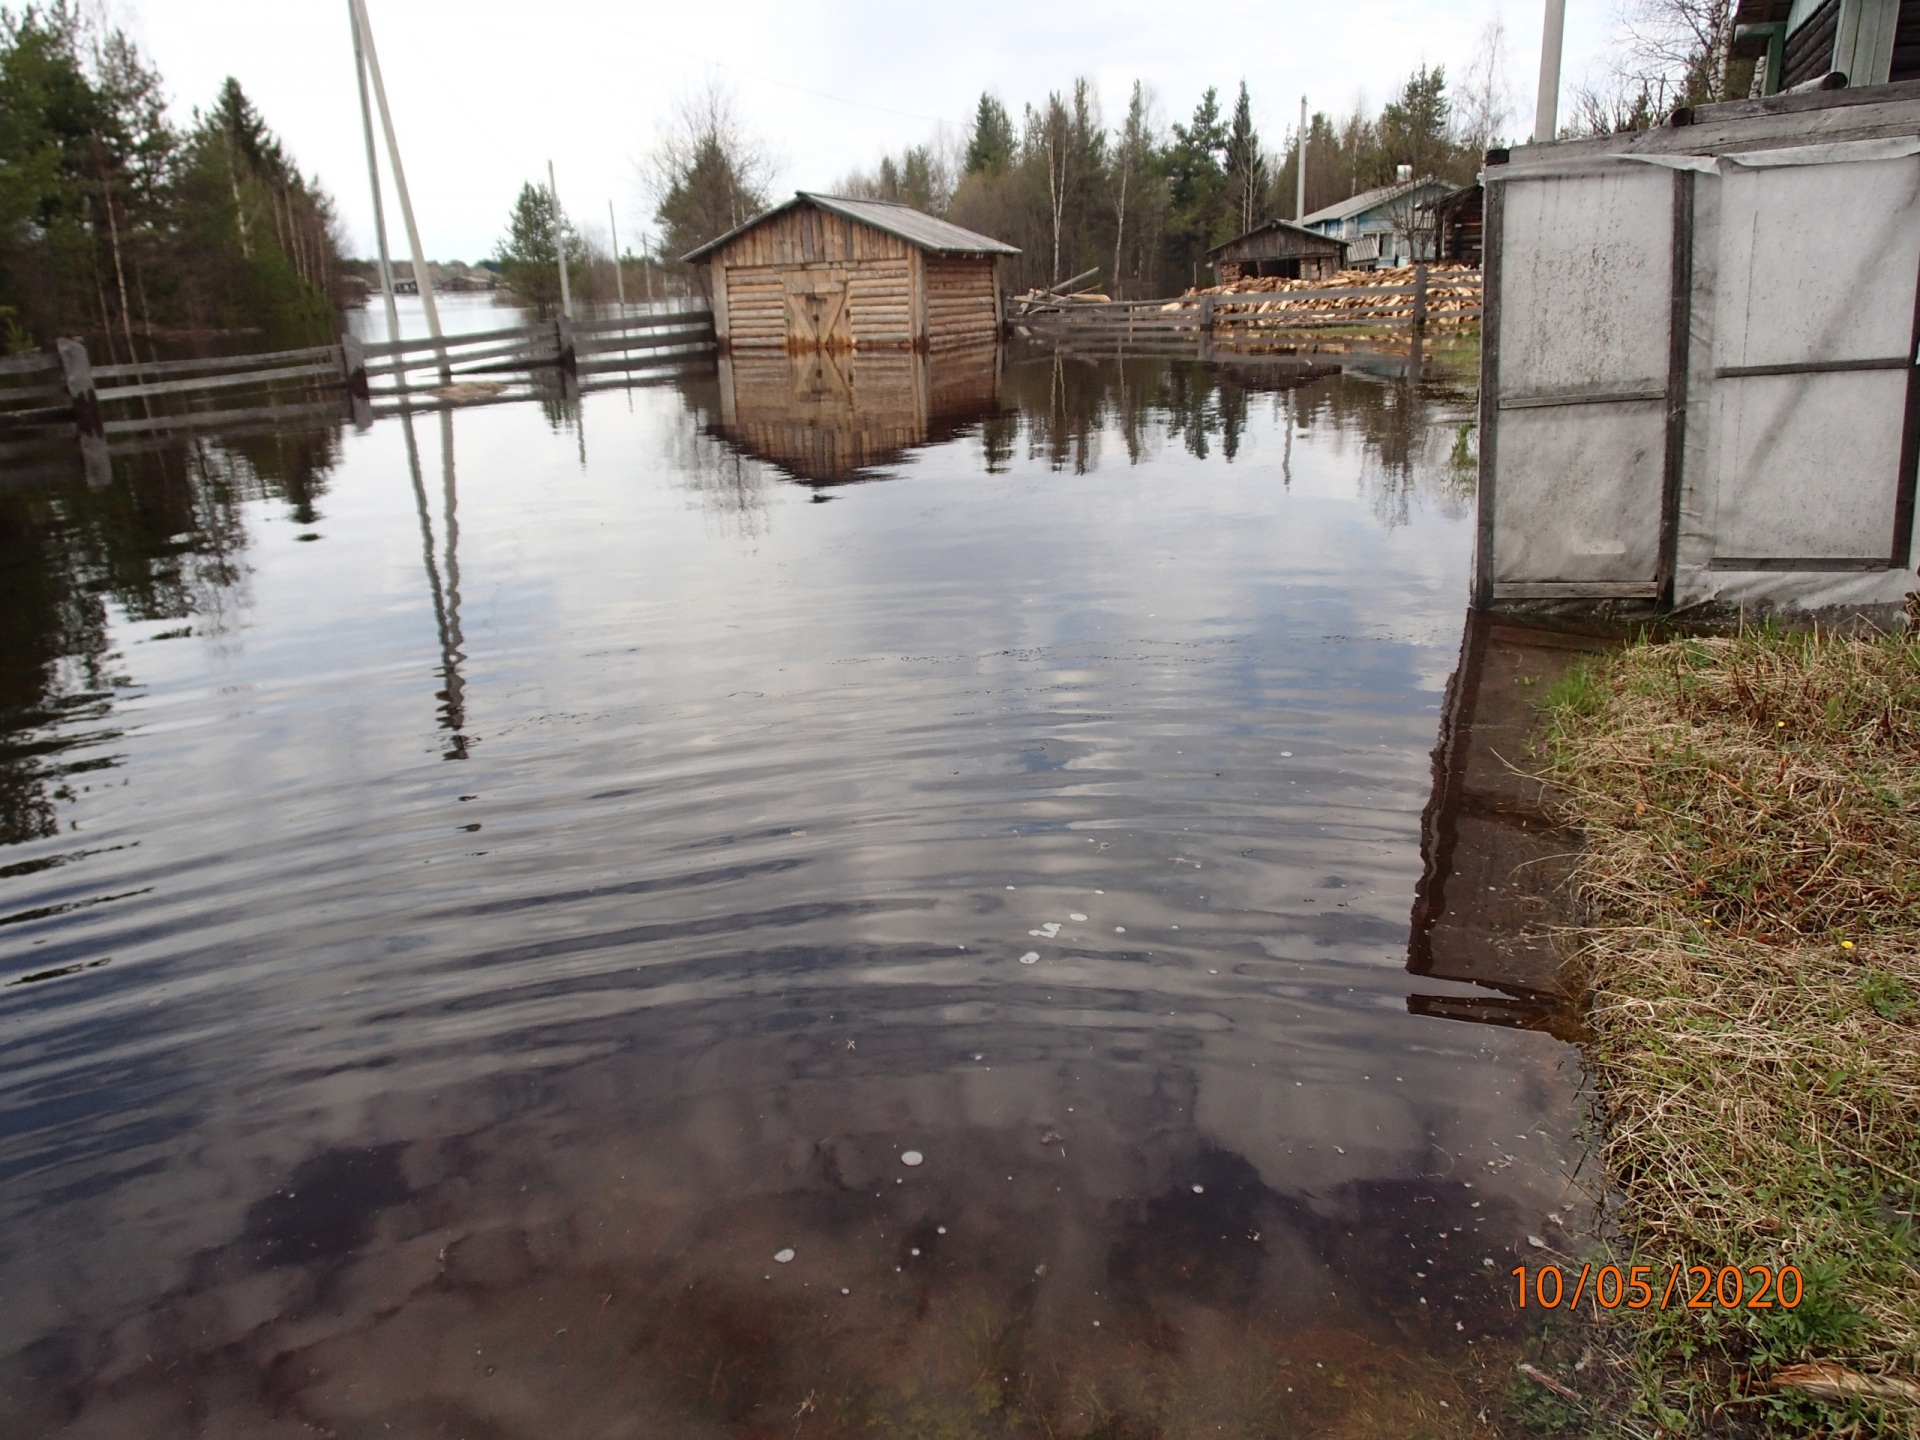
left=1537, top=628, right=1920, bottom=1438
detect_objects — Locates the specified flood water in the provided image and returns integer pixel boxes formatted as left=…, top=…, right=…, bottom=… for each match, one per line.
left=0, top=342, right=1587, bottom=1437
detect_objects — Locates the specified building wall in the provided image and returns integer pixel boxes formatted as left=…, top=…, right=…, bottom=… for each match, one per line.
left=923, top=257, right=999, bottom=352
left=1476, top=93, right=1920, bottom=619
left=705, top=207, right=1001, bottom=353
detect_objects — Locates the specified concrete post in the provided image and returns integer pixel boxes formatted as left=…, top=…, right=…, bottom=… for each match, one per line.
left=1535, top=0, right=1566, bottom=142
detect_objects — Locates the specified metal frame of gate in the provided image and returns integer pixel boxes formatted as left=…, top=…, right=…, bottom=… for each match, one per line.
left=1475, top=79, right=1920, bottom=614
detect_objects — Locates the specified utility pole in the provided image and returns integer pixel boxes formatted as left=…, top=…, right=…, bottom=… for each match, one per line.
left=1296, top=95, right=1308, bottom=221
left=348, top=0, right=400, bottom=348
left=352, top=0, right=447, bottom=379
left=608, top=200, right=626, bottom=311
left=550, top=160, right=572, bottom=318
left=1535, top=0, right=1566, bottom=142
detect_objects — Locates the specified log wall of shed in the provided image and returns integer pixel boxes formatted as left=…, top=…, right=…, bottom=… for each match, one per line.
left=704, top=207, right=1003, bottom=353
left=924, top=257, right=1000, bottom=352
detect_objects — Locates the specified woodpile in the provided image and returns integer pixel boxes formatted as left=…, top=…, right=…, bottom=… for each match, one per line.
left=1164, top=263, right=1483, bottom=329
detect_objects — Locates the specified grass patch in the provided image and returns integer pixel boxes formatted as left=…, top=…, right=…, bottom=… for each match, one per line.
left=1537, top=628, right=1920, bottom=1437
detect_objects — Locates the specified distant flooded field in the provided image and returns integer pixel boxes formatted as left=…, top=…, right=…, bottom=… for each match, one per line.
left=0, top=340, right=1587, bottom=1437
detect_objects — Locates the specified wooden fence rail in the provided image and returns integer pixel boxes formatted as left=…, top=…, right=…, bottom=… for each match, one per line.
left=0, top=302, right=718, bottom=469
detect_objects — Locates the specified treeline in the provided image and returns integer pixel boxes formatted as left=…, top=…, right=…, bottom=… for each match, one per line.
left=837, top=67, right=1485, bottom=298
left=0, top=3, right=347, bottom=359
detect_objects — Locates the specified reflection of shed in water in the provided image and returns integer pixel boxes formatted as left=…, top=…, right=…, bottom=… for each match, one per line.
left=713, top=345, right=1001, bottom=485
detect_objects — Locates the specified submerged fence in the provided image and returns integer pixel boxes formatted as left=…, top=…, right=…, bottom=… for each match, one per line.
left=1017, top=265, right=1482, bottom=347
left=0, top=300, right=717, bottom=472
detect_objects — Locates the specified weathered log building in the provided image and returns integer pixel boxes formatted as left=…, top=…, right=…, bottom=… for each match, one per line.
left=684, top=194, right=1019, bottom=354
left=1206, top=220, right=1347, bottom=281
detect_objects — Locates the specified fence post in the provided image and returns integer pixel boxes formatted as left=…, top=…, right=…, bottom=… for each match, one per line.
left=57, top=338, right=110, bottom=486
left=339, top=333, right=370, bottom=398
left=555, top=313, right=576, bottom=371
left=58, top=338, right=100, bottom=436
left=1412, top=263, right=1429, bottom=333
left=339, top=333, right=373, bottom=428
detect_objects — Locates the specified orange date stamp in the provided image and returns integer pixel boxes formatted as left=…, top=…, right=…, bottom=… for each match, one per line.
left=1512, top=1263, right=1804, bottom=1312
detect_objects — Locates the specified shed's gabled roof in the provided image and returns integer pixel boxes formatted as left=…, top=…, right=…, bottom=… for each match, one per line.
left=1300, top=176, right=1451, bottom=227
left=682, top=192, right=1020, bottom=264
left=1206, top=217, right=1346, bottom=260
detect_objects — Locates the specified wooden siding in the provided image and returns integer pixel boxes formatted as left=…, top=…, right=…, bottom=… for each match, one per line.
left=704, top=203, right=1003, bottom=352
left=924, top=257, right=999, bottom=352
left=711, top=206, right=912, bottom=269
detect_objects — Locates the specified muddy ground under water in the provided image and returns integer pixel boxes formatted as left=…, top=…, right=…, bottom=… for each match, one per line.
left=0, top=331, right=1598, bottom=1437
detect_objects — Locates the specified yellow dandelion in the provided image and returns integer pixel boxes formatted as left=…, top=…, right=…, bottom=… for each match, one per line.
left=1841, top=940, right=1855, bottom=950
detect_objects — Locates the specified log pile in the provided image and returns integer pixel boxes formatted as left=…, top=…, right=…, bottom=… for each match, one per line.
left=1160, top=263, right=1482, bottom=330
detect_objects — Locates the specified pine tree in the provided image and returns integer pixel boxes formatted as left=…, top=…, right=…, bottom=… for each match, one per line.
left=1223, top=80, right=1267, bottom=237
left=1165, top=87, right=1227, bottom=285
left=492, top=182, right=584, bottom=310
left=964, top=93, right=1015, bottom=174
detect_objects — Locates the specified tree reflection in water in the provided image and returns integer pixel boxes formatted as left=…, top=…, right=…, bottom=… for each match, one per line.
left=0, top=427, right=339, bottom=847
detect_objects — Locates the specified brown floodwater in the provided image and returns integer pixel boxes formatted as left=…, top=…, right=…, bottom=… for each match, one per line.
left=0, top=338, right=1590, bottom=1437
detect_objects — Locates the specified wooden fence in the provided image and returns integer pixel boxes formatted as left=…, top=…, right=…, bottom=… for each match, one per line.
left=0, top=300, right=717, bottom=471
left=1017, top=267, right=1482, bottom=345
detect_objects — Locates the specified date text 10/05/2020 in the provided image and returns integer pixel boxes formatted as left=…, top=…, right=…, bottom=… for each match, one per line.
left=1513, top=1265, right=1806, bottom=1312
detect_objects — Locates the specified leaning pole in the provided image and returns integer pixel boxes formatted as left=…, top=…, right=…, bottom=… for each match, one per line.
left=549, top=161, right=573, bottom=320
left=348, top=1, right=401, bottom=350
left=352, top=0, right=448, bottom=379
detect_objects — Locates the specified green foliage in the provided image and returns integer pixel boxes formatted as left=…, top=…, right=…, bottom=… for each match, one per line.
left=491, top=181, right=585, bottom=310
left=0, top=5, right=343, bottom=353
left=1163, top=85, right=1227, bottom=278
left=1222, top=81, right=1266, bottom=238
left=1862, top=968, right=1914, bottom=1021
left=647, top=83, right=773, bottom=261
left=941, top=64, right=1484, bottom=297
left=963, top=93, right=1014, bottom=175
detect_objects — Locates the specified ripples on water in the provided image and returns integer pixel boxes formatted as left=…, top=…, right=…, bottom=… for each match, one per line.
left=0, top=341, right=1584, bottom=1436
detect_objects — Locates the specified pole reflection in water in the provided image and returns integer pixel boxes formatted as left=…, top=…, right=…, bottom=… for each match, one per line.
left=0, top=340, right=1594, bottom=1438
left=400, top=405, right=467, bottom=758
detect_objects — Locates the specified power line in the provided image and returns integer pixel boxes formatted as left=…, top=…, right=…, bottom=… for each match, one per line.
left=650, top=42, right=967, bottom=131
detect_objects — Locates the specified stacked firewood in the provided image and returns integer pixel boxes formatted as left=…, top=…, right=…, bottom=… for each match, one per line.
left=1163, top=264, right=1482, bottom=329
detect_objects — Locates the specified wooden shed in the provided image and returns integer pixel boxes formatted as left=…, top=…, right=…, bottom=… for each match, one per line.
left=1207, top=220, right=1347, bottom=282
left=684, top=193, right=1019, bottom=354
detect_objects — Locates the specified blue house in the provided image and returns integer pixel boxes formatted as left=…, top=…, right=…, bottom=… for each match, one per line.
left=1299, top=174, right=1454, bottom=269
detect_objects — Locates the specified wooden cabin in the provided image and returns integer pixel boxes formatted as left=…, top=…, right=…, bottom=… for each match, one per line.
left=1422, top=183, right=1484, bottom=266
left=684, top=193, right=1019, bottom=354
left=1207, top=220, right=1347, bottom=282
left=712, top=345, right=1001, bottom=485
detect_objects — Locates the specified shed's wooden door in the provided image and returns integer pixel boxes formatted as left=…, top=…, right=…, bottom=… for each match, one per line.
left=784, top=270, right=852, bottom=352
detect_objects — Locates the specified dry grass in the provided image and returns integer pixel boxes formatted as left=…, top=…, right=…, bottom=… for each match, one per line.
left=1538, top=629, right=1920, bottom=1438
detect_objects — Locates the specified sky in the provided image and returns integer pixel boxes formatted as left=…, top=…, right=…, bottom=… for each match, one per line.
left=108, top=0, right=1622, bottom=264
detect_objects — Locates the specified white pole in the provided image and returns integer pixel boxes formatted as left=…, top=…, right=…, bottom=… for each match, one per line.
left=352, top=0, right=446, bottom=376
left=348, top=3, right=400, bottom=347
left=608, top=200, right=626, bottom=311
left=550, top=161, right=572, bottom=318
left=1296, top=95, right=1308, bottom=221
left=1535, top=0, right=1567, bottom=143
